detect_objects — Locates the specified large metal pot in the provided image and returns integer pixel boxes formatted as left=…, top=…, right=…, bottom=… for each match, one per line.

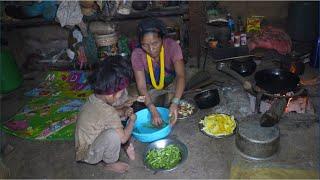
left=236, top=119, right=280, bottom=160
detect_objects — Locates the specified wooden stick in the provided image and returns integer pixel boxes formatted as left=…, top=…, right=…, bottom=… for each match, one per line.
left=260, top=98, right=287, bottom=127
left=216, top=55, right=256, bottom=62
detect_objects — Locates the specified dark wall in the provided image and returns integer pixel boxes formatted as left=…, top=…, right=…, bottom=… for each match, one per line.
left=4, top=1, right=292, bottom=68
left=188, top=1, right=290, bottom=57
left=3, top=25, right=68, bottom=69
left=220, top=1, right=289, bottom=25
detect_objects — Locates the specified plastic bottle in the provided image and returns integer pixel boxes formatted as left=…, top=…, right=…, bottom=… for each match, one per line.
left=234, top=32, right=240, bottom=47
left=227, top=13, right=235, bottom=42
left=236, top=16, right=244, bottom=33
left=230, top=26, right=235, bottom=43
left=240, top=33, right=247, bottom=46
left=236, top=16, right=247, bottom=46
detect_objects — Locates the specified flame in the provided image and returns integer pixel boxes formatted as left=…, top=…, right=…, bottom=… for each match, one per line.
left=289, top=64, right=297, bottom=74
left=285, top=96, right=310, bottom=113
left=285, top=97, right=293, bottom=112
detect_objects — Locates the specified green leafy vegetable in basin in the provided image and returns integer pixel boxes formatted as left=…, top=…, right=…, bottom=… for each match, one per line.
left=133, top=121, right=168, bottom=134
left=142, top=121, right=168, bottom=129
left=146, top=144, right=182, bottom=170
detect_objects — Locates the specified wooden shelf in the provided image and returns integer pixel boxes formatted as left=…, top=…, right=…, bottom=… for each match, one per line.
left=1, top=5, right=188, bottom=29
left=1, top=18, right=59, bottom=29
left=110, top=6, right=188, bottom=21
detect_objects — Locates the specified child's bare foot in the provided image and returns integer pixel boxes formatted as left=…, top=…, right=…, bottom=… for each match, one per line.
left=104, top=161, right=129, bottom=173
left=125, top=143, right=135, bottom=160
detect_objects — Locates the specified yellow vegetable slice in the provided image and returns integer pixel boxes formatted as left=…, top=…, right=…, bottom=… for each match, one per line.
left=199, top=113, right=236, bottom=137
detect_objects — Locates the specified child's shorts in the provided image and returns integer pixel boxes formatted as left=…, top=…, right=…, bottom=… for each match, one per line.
left=83, top=128, right=121, bottom=164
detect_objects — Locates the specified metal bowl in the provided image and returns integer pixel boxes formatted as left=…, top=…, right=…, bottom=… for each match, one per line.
left=143, top=138, right=188, bottom=172
left=177, top=98, right=199, bottom=120
left=194, top=89, right=220, bottom=109
left=230, top=59, right=257, bottom=77
left=198, top=113, right=238, bottom=138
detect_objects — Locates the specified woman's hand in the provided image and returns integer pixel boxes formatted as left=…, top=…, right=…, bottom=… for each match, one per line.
left=150, top=105, right=163, bottom=127
left=169, top=103, right=178, bottom=126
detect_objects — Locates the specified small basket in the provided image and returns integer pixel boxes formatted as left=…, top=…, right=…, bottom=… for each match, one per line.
left=94, top=33, right=118, bottom=47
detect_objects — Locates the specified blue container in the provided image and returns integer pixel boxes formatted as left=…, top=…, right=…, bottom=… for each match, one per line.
left=42, top=2, right=58, bottom=21
left=21, top=2, right=45, bottom=17
left=21, top=1, right=57, bottom=19
left=132, top=107, right=172, bottom=143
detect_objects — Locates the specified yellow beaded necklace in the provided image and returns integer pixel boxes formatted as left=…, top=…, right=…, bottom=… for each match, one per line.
left=147, top=46, right=165, bottom=90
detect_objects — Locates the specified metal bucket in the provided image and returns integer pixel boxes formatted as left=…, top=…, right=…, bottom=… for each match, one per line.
left=235, top=119, right=280, bottom=160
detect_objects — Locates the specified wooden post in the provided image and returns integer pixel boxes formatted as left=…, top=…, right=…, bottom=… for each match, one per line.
left=188, top=2, right=206, bottom=60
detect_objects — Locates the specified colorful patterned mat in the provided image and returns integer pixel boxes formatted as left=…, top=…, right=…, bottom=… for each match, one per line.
left=1, top=71, right=92, bottom=141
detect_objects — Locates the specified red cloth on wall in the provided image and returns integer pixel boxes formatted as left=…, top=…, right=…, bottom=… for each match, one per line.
left=248, top=26, right=292, bottom=55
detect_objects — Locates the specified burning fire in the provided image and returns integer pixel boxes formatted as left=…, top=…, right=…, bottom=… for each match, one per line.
left=285, top=96, right=312, bottom=113
left=285, top=98, right=293, bottom=112
left=289, top=64, right=297, bottom=74
left=249, top=92, right=314, bottom=114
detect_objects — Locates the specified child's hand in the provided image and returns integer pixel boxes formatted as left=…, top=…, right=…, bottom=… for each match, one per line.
left=129, top=113, right=136, bottom=122
left=124, top=99, right=134, bottom=107
left=124, top=107, right=134, bottom=118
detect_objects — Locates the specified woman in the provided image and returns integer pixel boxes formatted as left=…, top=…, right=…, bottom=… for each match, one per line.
left=131, top=18, right=185, bottom=127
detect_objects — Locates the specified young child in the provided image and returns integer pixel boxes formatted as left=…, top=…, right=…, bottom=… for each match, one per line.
left=75, top=56, right=136, bottom=173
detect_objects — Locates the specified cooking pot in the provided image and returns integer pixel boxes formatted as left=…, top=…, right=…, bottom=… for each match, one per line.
left=167, top=1, right=180, bottom=7
left=281, top=60, right=305, bottom=75
left=254, top=68, right=300, bottom=94
left=279, top=53, right=308, bottom=75
left=194, top=89, right=220, bottom=109
left=132, top=1, right=147, bottom=11
left=236, top=117, right=280, bottom=160
left=230, top=58, right=257, bottom=77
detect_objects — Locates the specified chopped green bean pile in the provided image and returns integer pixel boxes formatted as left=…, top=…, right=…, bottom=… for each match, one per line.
left=146, top=144, right=182, bottom=169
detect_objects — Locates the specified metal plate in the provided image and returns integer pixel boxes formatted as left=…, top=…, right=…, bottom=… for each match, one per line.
left=177, top=98, right=199, bottom=120
left=143, top=138, right=188, bottom=172
left=198, top=113, right=237, bottom=139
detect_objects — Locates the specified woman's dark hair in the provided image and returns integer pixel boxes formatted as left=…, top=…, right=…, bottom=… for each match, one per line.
left=89, top=55, right=133, bottom=95
left=137, top=17, right=167, bottom=44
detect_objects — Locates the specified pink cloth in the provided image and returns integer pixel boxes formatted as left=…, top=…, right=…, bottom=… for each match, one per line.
left=131, top=38, right=183, bottom=73
left=5, top=120, right=28, bottom=131
left=248, top=26, right=292, bottom=55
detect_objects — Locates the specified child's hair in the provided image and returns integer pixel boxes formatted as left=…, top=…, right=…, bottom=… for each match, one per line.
left=89, top=55, right=132, bottom=95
